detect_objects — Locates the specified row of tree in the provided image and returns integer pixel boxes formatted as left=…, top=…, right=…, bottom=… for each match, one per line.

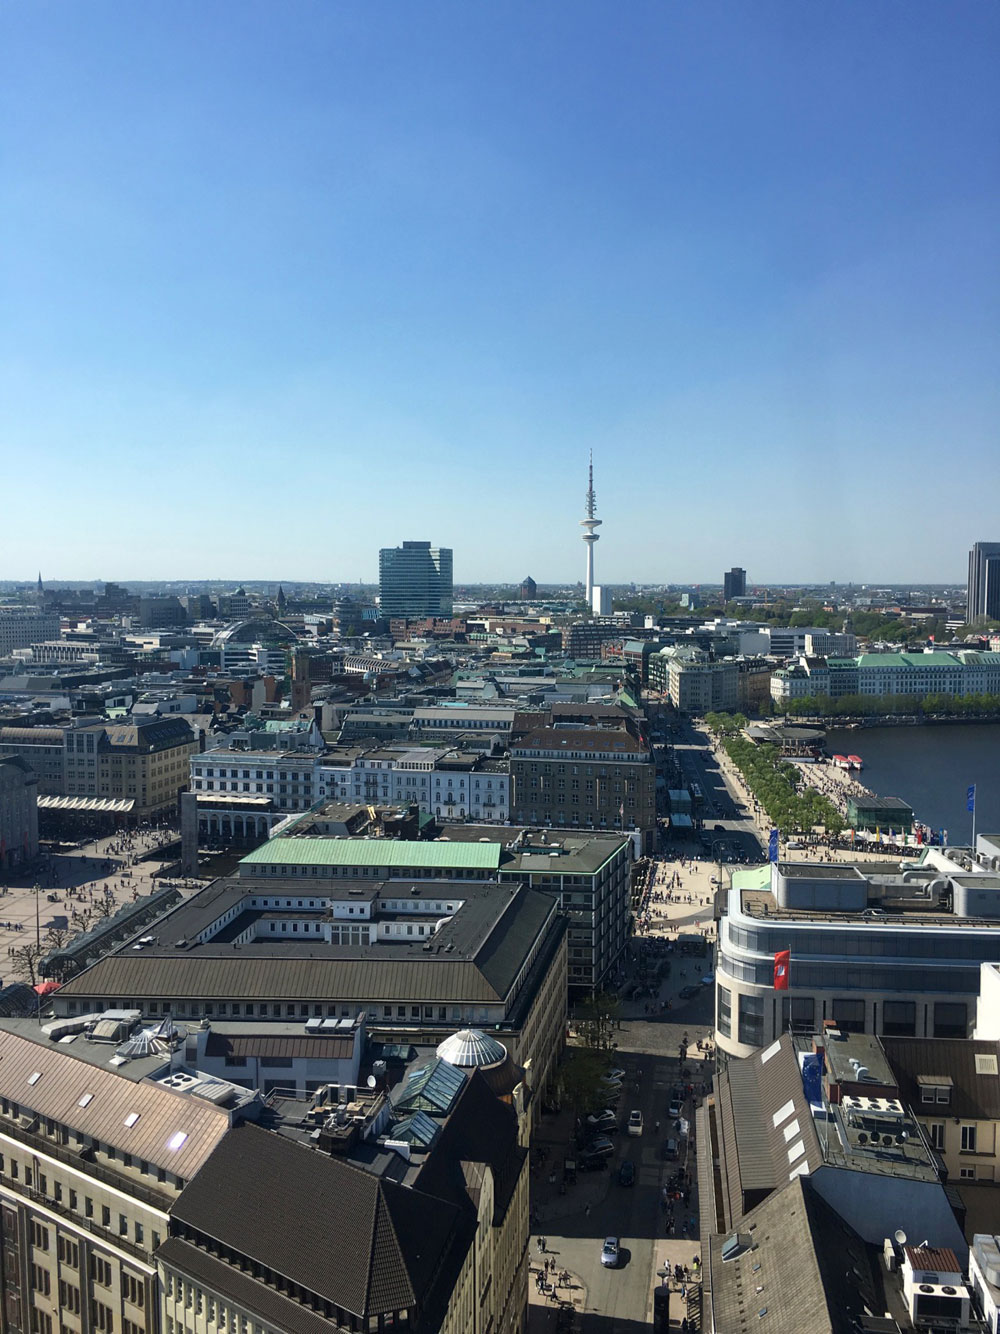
left=780, top=692, right=1000, bottom=719
left=703, top=717, right=844, bottom=835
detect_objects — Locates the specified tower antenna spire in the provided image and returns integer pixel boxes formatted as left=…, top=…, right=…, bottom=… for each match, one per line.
left=580, top=452, right=602, bottom=605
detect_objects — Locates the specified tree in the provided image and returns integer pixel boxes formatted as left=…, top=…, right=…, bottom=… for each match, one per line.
left=556, top=1047, right=614, bottom=1115
left=9, top=942, right=44, bottom=988
left=575, top=991, right=623, bottom=1050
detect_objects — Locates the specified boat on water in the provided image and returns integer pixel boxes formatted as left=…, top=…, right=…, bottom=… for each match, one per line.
left=847, top=754, right=863, bottom=770
left=832, top=754, right=851, bottom=769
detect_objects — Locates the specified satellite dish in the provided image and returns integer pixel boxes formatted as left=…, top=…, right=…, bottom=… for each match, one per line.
left=366, top=1075, right=377, bottom=1089
left=894, top=1229, right=908, bottom=1246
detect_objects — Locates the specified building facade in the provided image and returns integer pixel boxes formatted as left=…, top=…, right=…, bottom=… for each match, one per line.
left=379, top=541, right=454, bottom=619
left=716, top=843, right=1000, bottom=1059
left=0, top=609, right=61, bottom=657
left=510, top=726, right=655, bottom=848
left=0, top=756, right=38, bottom=871
left=968, top=541, right=1000, bottom=622
left=723, top=567, right=746, bottom=601
left=650, top=646, right=739, bottom=713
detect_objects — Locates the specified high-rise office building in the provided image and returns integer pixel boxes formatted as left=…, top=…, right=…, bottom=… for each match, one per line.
left=967, top=542, right=1000, bottom=622
left=379, top=541, right=453, bottom=618
left=724, top=567, right=747, bottom=601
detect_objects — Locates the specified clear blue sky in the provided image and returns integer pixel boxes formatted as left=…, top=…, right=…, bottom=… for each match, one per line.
left=2, top=2, right=998, bottom=585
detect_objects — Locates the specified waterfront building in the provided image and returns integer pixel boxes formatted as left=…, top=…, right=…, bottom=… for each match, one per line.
left=770, top=648, right=1000, bottom=705
left=968, top=541, right=1000, bottom=622
left=716, top=837, right=1000, bottom=1059
left=649, top=645, right=739, bottom=713
left=379, top=541, right=454, bottom=619
left=723, top=566, right=746, bottom=601
left=845, top=794, right=914, bottom=833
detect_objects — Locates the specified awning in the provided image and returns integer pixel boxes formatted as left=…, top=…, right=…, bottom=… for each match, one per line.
left=38, top=795, right=136, bottom=814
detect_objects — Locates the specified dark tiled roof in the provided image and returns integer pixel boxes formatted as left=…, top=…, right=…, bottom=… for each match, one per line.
left=882, top=1037, right=1000, bottom=1121
left=513, top=727, right=648, bottom=755
left=414, top=1070, right=526, bottom=1227
left=171, top=1122, right=470, bottom=1320
left=157, top=1237, right=338, bottom=1334
left=203, top=1033, right=354, bottom=1060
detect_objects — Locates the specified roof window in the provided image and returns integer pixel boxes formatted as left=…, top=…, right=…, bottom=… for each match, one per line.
left=27, top=1072, right=42, bottom=1086
left=78, top=1093, right=94, bottom=1108
left=167, top=1131, right=188, bottom=1151
left=124, top=1113, right=140, bottom=1128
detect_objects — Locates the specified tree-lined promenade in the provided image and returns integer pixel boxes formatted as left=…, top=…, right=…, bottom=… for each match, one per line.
left=703, top=712, right=844, bottom=836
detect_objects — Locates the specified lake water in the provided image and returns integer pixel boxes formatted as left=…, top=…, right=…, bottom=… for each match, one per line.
left=826, top=723, right=1000, bottom=840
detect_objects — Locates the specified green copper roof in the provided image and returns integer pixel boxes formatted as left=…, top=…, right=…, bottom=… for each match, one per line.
left=240, top=837, right=501, bottom=870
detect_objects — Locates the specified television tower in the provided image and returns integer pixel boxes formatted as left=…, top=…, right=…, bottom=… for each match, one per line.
left=580, top=452, right=601, bottom=605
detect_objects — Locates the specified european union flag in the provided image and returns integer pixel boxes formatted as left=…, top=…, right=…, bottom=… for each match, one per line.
left=968, top=784, right=977, bottom=813
left=768, top=829, right=779, bottom=863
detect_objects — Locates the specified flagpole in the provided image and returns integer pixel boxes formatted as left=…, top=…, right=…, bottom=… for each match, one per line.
left=972, top=784, right=977, bottom=849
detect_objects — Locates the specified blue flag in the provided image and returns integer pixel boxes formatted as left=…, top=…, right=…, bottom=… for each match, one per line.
left=968, top=784, right=977, bottom=813
left=768, top=829, right=779, bottom=863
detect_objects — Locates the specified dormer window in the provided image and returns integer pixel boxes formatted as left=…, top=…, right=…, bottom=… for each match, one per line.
left=918, top=1075, right=953, bottom=1105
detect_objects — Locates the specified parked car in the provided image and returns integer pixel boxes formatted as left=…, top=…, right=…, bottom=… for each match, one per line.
left=586, top=1110, right=618, bottom=1133
left=583, top=1136, right=615, bottom=1157
left=678, top=985, right=701, bottom=1000
left=618, top=1160, right=635, bottom=1187
left=601, top=1237, right=620, bottom=1269
left=606, top=1067, right=626, bottom=1081
left=668, top=1092, right=684, bottom=1119
left=627, top=1110, right=644, bottom=1137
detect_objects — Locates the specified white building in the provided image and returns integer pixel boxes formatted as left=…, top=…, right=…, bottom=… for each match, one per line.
left=717, top=837, right=1000, bottom=1059
left=318, top=747, right=509, bottom=822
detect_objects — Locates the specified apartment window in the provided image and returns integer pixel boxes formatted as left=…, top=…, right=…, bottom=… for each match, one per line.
left=961, top=1125, right=978, bottom=1153
left=123, top=1272, right=145, bottom=1306
left=928, top=1123, right=946, bottom=1151
left=59, top=1280, right=82, bottom=1314
left=31, top=1264, right=51, bottom=1295
left=30, top=1312, right=53, bottom=1334
left=57, top=1235, right=79, bottom=1267
left=91, top=1299, right=115, bottom=1332
left=90, top=1255, right=113, bottom=1287
left=30, top=1220, right=49, bottom=1250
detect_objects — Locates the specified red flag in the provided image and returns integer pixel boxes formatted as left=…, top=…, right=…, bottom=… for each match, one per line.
left=774, top=950, right=790, bottom=991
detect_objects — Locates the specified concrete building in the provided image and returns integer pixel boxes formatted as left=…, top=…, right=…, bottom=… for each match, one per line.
left=0, top=727, right=66, bottom=792
left=736, top=657, right=772, bottom=713
left=0, top=755, right=38, bottom=871
left=0, top=608, right=61, bottom=657
left=379, top=541, right=454, bottom=619
left=66, top=718, right=198, bottom=819
left=318, top=746, right=510, bottom=822
left=771, top=648, right=1000, bottom=704
left=510, top=725, right=655, bottom=849
left=160, top=1055, right=529, bottom=1334
left=650, top=646, right=739, bottom=713
left=591, top=584, right=612, bottom=616
left=716, top=839, right=1000, bottom=1059
left=53, top=870, right=569, bottom=1113
left=723, top=566, right=746, bottom=601
left=0, top=1020, right=234, bottom=1334
left=968, top=541, right=1000, bottom=622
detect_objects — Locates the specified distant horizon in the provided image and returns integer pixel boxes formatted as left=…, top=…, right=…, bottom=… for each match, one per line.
left=0, top=574, right=971, bottom=592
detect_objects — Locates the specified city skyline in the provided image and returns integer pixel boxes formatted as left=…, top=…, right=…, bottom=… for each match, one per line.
left=3, top=3, right=999, bottom=582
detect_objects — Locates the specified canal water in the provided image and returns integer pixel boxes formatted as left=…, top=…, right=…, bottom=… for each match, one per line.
left=826, top=723, right=1000, bottom=840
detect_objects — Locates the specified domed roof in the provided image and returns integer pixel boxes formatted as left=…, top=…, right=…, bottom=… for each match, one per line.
left=435, top=1028, right=508, bottom=1068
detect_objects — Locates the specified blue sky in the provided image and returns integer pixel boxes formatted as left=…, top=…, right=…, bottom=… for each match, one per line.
left=2, top=2, right=998, bottom=585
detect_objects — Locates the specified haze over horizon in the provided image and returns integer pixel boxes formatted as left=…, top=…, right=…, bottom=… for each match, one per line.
left=3, top=2, right=998, bottom=584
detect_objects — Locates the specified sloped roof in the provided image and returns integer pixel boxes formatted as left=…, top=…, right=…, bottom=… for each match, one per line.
left=171, top=1122, right=469, bottom=1320
left=882, top=1036, right=1000, bottom=1121
left=0, top=1025, right=229, bottom=1180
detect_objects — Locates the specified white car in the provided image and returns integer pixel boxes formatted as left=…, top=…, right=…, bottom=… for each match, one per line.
left=627, top=1109, right=643, bottom=1137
